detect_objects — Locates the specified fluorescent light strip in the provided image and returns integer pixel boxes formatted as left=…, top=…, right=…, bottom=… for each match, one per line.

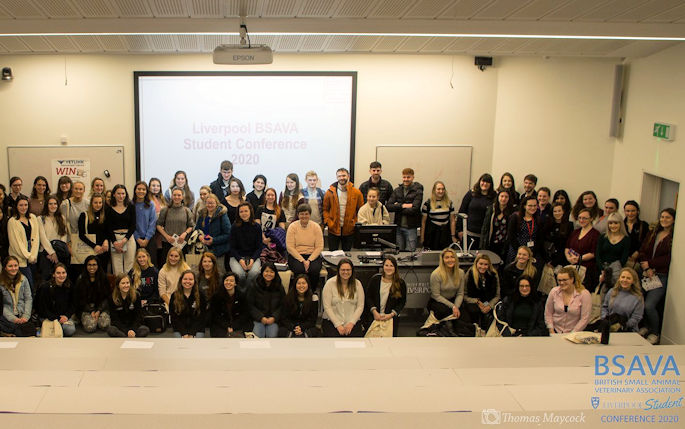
left=1, top=32, right=683, bottom=41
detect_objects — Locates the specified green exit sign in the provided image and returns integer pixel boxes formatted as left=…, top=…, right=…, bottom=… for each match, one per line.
left=653, top=122, right=674, bottom=141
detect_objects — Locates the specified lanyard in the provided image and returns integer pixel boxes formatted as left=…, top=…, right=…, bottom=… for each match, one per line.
left=525, top=218, right=535, bottom=238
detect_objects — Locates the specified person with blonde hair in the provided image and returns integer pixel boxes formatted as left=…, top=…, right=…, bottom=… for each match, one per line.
left=598, top=267, right=643, bottom=332
left=193, top=185, right=212, bottom=223
left=357, top=187, right=390, bottom=226
left=90, top=177, right=106, bottom=199
left=544, top=266, right=591, bottom=333
left=129, top=248, right=159, bottom=305
left=501, top=246, right=539, bottom=299
left=157, top=247, right=190, bottom=309
left=302, top=171, right=325, bottom=225
left=421, top=181, right=456, bottom=250
left=426, top=248, right=464, bottom=320
left=596, top=212, right=630, bottom=285
left=107, top=274, right=149, bottom=338
left=462, top=254, right=500, bottom=330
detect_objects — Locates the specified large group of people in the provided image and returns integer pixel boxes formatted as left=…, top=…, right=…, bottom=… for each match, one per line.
left=0, top=162, right=674, bottom=344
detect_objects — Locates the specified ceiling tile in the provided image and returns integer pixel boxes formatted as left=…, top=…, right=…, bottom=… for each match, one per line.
left=176, top=34, right=199, bottom=50
left=576, top=0, right=649, bottom=22
left=508, top=0, right=573, bottom=20
left=20, top=35, right=54, bottom=51
left=299, top=35, right=328, bottom=51
left=148, top=34, right=177, bottom=50
left=404, top=0, right=454, bottom=18
left=348, top=35, right=381, bottom=51
left=332, top=0, right=377, bottom=17
left=149, top=0, right=188, bottom=17
left=264, top=0, right=298, bottom=17
left=33, top=0, right=80, bottom=18
left=514, top=38, right=556, bottom=53
left=541, top=0, right=610, bottom=21
left=421, top=37, right=457, bottom=52
left=45, top=35, right=79, bottom=51
left=369, top=0, right=415, bottom=18
left=440, top=0, right=492, bottom=19
left=490, top=37, right=533, bottom=53
left=396, top=35, right=432, bottom=51
left=113, top=0, right=153, bottom=17
left=70, top=0, right=116, bottom=17
left=472, top=0, right=531, bottom=20
left=443, top=37, right=479, bottom=52
left=643, top=3, right=685, bottom=22
left=70, top=35, right=104, bottom=51
left=250, top=35, right=276, bottom=46
left=124, top=35, right=150, bottom=51
left=324, top=35, right=354, bottom=51
left=0, top=36, right=30, bottom=52
left=275, top=34, right=302, bottom=50
left=610, top=0, right=684, bottom=22
left=189, top=0, right=223, bottom=17
left=0, top=0, right=45, bottom=18
left=469, top=37, right=505, bottom=52
left=99, top=35, right=126, bottom=50
left=201, top=34, right=223, bottom=50
left=298, top=0, right=336, bottom=17
left=0, top=43, right=7, bottom=52
left=225, top=0, right=263, bottom=16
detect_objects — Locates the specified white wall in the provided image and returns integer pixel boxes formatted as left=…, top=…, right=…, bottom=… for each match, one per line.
left=491, top=56, right=619, bottom=202
left=0, top=53, right=498, bottom=193
left=610, top=42, right=685, bottom=345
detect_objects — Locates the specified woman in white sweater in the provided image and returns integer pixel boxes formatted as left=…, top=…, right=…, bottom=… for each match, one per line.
left=8, top=196, right=54, bottom=293
left=322, top=258, right=365, bottom=337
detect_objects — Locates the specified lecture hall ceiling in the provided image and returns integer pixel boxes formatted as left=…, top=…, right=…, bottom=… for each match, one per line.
left=0, top=0, right=684, bottom=57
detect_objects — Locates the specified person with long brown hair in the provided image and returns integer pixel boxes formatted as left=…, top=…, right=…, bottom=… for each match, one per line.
left=107, top=274, right=149, bottom=338
left=29, top=175, right=51, bottom=216
left=247, top=262, right=284, bottom=338
left=255, top=187, right=286, bottom=244
left=279, top=173, right=305, bottom=228
left=55, top=176, right=72, bottom=205
left=107, top=184, right=137, bottom=275
left=637, top=208, right=675, bottom=344
left=0, top=256, right=35, bottom=336
left=164, top=170, right=195, bottom=208
left=322, top=258, right=364, bottom=337
left=35, top=263, right=76, bottom=337
left=209, top=272, right=250, bottom=338
left=229, top=202, right=263, bottom=289
left=8, top=195, right=51, bottom=292
left=78, top=193, right=110, bottom=273
left=169, top=270, right=206, bottom=338
left=565, top=207, right=600, bottom=291
left=571, top=191, right=602, bottom=227
left=457, top=173, right=496, bottom=250
left=364, top=255, right=407, bottom=337
left=197, top=252, right=221, bottom=298
left=279, top=274, right=321, bottom=338
left=481, top=190, right=514, bottom=260
left=38, top=195, right=68, bottom=283
left=74, top=255, right=111, bottom=333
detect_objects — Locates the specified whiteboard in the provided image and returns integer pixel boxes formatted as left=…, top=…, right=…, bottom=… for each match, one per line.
left=7, top=146, right=125, bottom=194
left=375, top=145, right=472, bottom=203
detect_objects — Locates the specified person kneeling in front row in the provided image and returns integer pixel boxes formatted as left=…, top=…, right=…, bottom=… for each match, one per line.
left=107, top=273, right=149, bottom=338
left=322, top=259, right=364, bottom=337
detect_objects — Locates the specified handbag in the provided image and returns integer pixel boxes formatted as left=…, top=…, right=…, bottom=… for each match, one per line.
left=641, top=275, right=663, bottom=292
left=50, top=239, right=71, bottom=266
left=538, top=264, right=557, bottom=295
left=485, top=302, right=516, bottom=337
left=142, top=303, right=168, bottom=333
left=70, top=218, right=96, bottom=264
left=364, top=319, right=393, bottom=338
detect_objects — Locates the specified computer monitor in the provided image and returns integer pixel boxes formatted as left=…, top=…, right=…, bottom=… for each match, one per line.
left=353, top=224, right=397, bottom=250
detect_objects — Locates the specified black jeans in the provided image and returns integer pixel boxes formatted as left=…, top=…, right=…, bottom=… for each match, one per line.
left=287, top=254, right=323, bottom=291
left=328, top=234, right=354, bottom=251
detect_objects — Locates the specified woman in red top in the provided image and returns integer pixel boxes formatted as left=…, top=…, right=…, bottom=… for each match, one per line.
left=565, top=208, right=600, bottom=291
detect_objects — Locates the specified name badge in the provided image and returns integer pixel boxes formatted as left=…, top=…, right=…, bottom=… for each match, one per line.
left=527, top=241, right=535, bottom=247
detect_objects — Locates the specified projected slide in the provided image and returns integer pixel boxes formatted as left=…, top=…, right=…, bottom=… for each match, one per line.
left=136, top=72, right=355, bottom=196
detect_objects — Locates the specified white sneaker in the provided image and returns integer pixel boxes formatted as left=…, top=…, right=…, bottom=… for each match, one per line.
left=647, top=334, right=659, bottom=345
left=638, top=327, right=649, bottom=337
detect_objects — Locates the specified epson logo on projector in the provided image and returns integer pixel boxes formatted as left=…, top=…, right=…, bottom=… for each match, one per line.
left=233, top=55, right=254, bottom=61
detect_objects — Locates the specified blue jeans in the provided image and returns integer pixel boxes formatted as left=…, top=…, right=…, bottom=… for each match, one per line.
left=173, top=331, right=205, bottom=338
left=644, top=274, right=667, bottom=335
left=396, top=227, right=417, bottom=251
left=253, top=321, right=279, bottom=338
left=229, top=257, right=261, bottom=291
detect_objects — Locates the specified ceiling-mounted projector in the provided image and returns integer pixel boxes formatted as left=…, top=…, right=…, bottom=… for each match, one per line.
left=213, top=44, right=273, bottom=65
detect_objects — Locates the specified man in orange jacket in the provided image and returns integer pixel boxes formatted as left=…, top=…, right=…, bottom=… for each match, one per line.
left=323, top=168, right=363, bottom=251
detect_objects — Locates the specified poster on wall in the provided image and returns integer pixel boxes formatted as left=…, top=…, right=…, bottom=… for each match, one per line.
left=51, top=159, right=91, bottom=191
